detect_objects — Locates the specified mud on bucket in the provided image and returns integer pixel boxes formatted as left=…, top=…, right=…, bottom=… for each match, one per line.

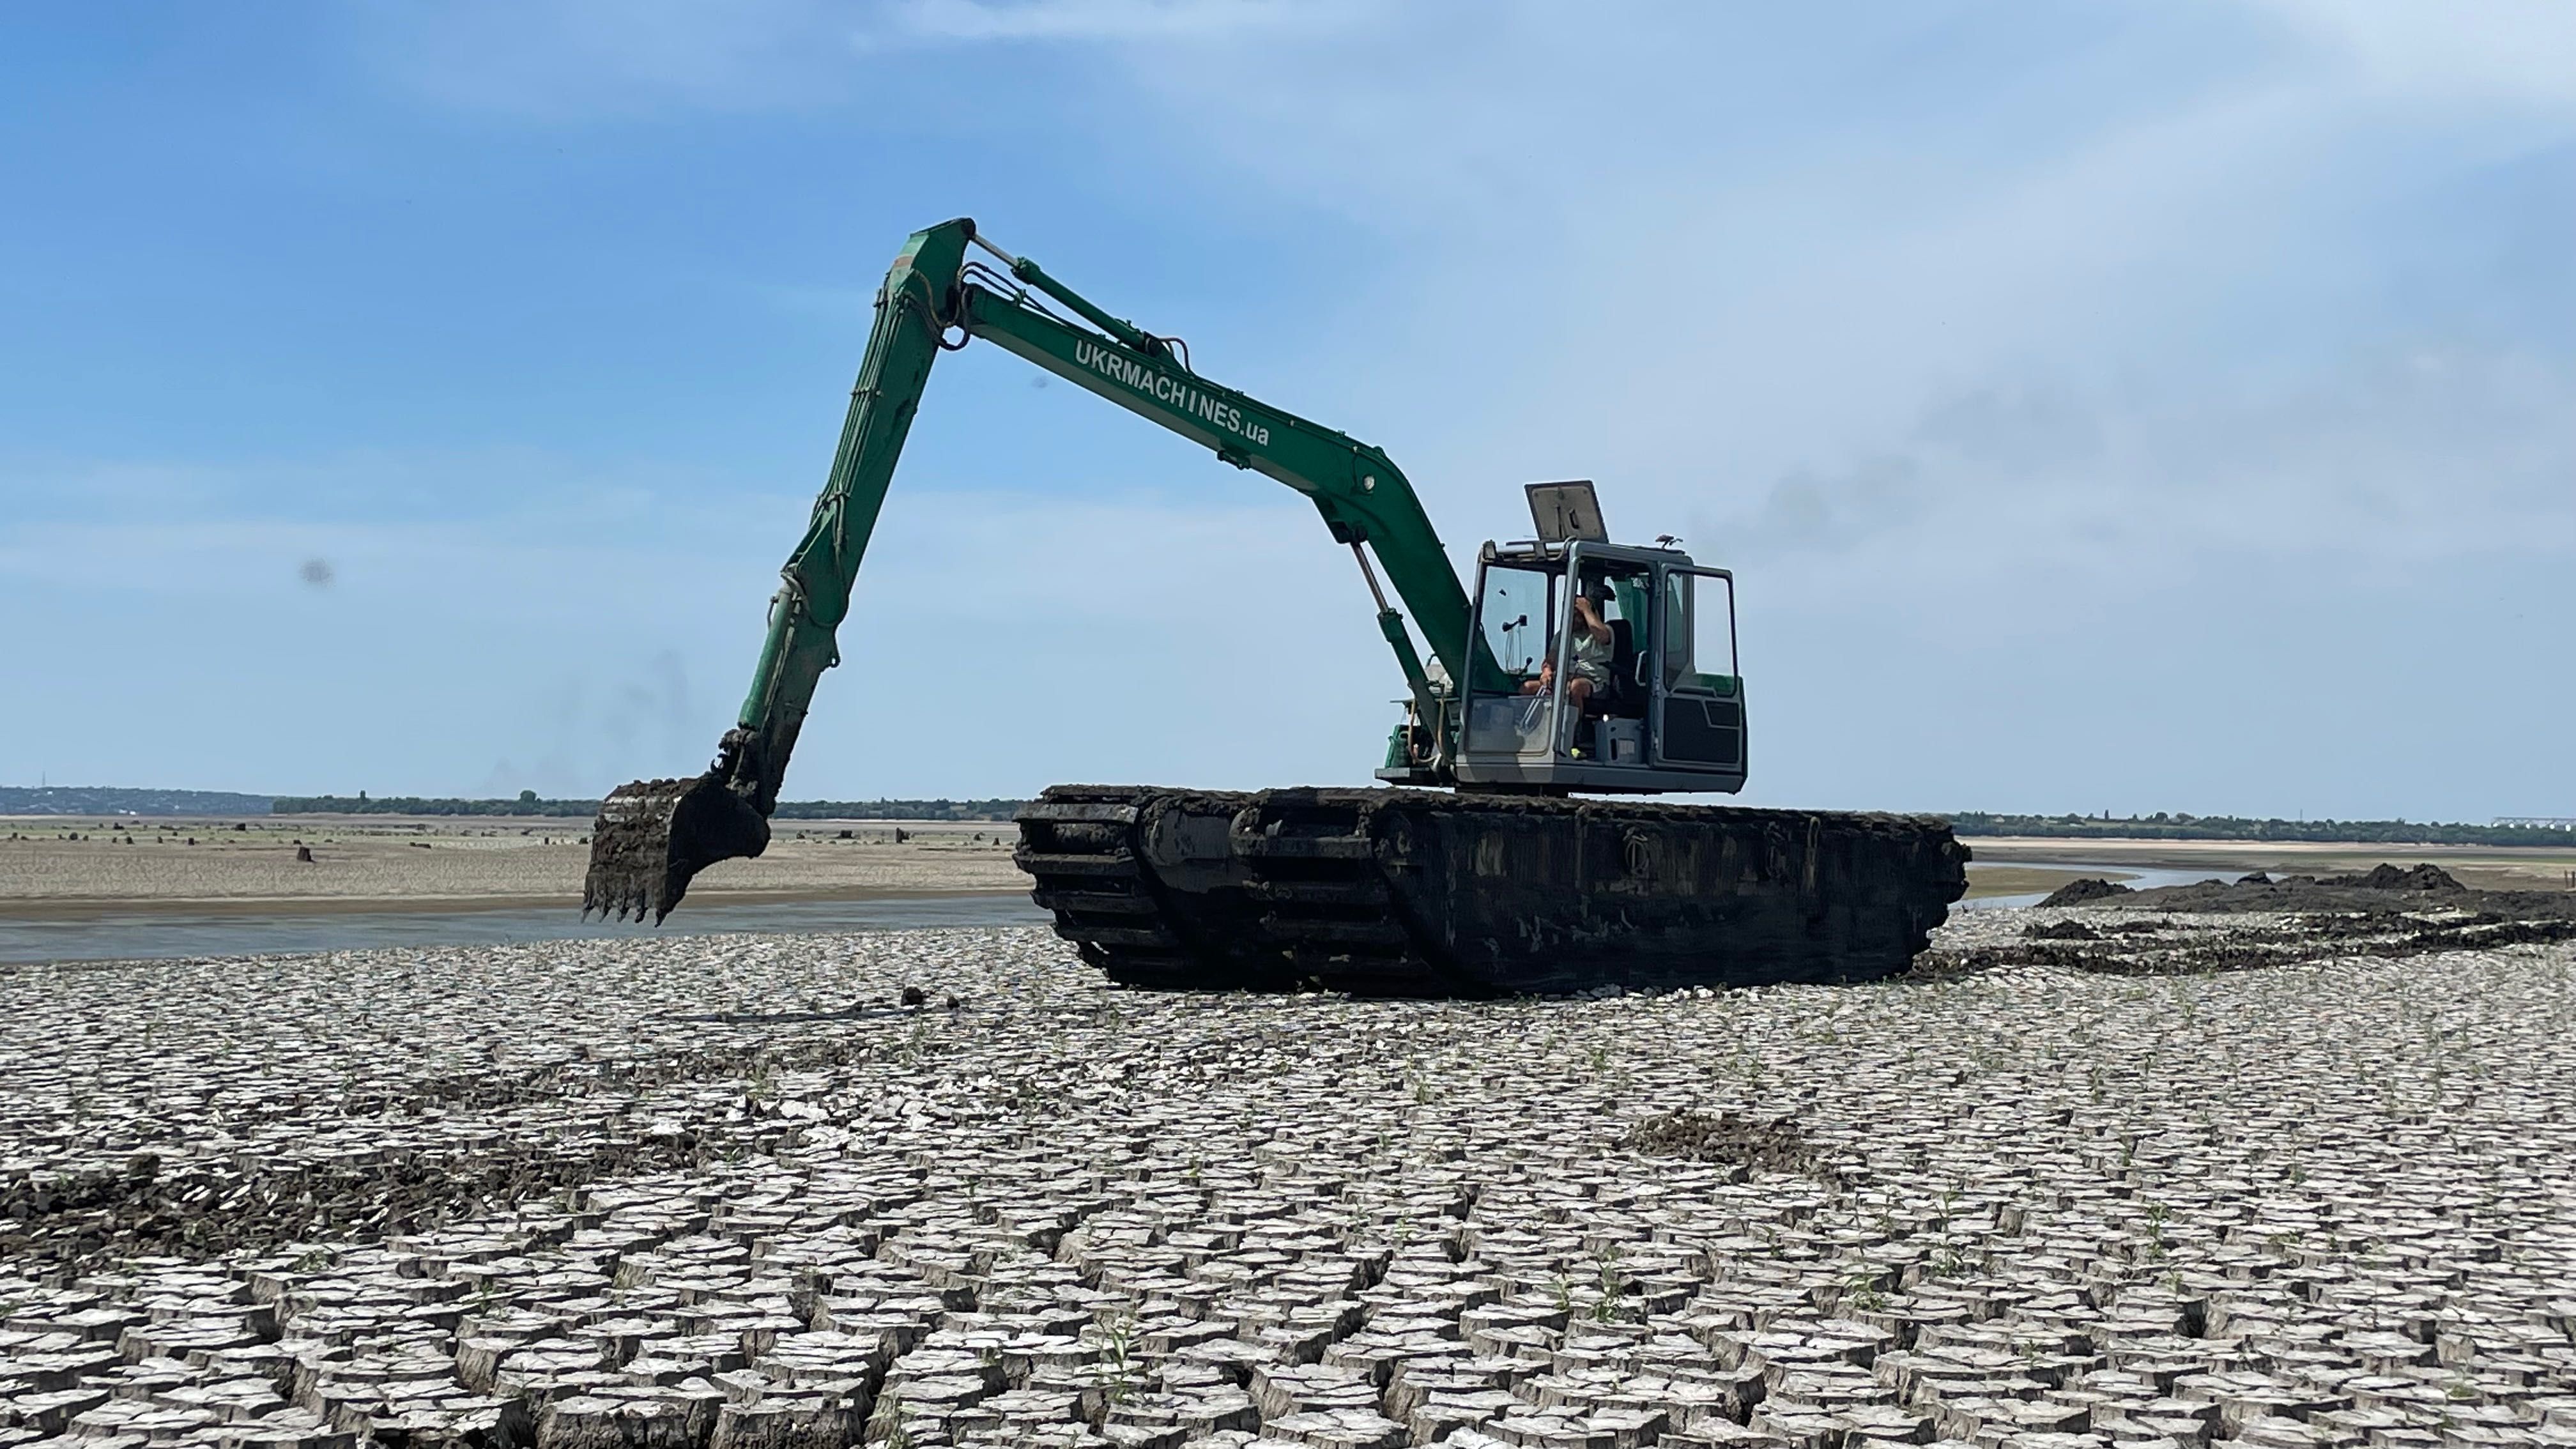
left=582, top=772, right=772, bottom=923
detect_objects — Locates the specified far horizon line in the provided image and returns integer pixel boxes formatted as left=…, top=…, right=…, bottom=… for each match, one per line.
left=3, top=786, right=2571, bottom=836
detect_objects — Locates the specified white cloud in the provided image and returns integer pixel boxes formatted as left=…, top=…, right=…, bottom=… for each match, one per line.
left=1712, top=344, right=2576, bottom=585
left=2250, top=0, right=2576, bottom=109
left=350, top=0, right=870, bottom=118
left=349, top=0, right=1364, bottom=116
left=879, top=0, right=1338, bottom=44
left=1005, top=5, right=2575, bottom=587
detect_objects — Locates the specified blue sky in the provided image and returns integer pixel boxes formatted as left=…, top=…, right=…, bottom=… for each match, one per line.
left=3, top=1, right=2571, bottom=818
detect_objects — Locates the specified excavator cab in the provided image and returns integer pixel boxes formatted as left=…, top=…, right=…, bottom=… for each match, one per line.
left=1441, top=483, right=1748, bottom=795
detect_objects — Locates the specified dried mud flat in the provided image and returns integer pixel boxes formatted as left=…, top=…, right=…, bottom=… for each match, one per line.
left=3, top=914, right=2573, bottom=1449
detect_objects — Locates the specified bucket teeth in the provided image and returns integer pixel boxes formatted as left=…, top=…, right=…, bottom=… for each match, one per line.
left=580, top=771, right=772, bottom=924
left=579, top=857, right=661, bottom=923
left=580, top=875, right=658, bottom=923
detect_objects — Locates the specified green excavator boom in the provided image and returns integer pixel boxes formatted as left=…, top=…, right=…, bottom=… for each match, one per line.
left=583, top=218, right=1482, bottom=921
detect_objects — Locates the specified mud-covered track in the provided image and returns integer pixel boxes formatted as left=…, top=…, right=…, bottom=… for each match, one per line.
left=1016, top=785, right=1970, bottom=995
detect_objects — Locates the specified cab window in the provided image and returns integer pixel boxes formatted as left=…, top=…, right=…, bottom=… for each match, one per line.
left=1661, top=571, right=1736, bottom=691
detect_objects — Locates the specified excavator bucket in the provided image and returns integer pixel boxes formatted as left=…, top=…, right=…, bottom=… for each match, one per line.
left=581, top=772, right=772, bottom=923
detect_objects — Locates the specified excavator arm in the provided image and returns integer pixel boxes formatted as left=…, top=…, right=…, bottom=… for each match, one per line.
left=584, top=217, right=1482, bottom=921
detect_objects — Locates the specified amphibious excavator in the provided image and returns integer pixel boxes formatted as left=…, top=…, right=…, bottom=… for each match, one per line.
left=584, top=218, right=1965, bottom=994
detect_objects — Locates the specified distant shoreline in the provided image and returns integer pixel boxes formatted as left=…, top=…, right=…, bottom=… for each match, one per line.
left=10, top=789, right=2575, bottom=850
left=0, top=786, right=1024, bottom=821
left=0, top=884, right=1034, bottom=921
left=1950, top=813, right=2576, bottom=848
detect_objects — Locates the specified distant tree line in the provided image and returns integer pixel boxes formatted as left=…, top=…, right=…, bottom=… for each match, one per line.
left=271, top=791, right=1027, bottom=821
left=0, top=786, right=274, bottom=816
left=270, top=791, right=592, bottom=816
left=772, top=799, right=1025, bottom=821
left=1947, top=811, right=2576, bottom=847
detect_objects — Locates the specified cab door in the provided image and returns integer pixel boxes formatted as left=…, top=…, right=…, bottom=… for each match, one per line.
left=1650, top=566, right=1747, bottom=774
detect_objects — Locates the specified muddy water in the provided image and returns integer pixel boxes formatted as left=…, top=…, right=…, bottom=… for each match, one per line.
left=1, top=862, right=2251, bottom=964
left=0, top=894, right=1050, bottom=966
left=1958, top=862, right=2232, bottom=912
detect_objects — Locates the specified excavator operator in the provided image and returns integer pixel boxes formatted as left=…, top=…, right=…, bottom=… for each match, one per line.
left=1522, top=579, right=1618, bottom=721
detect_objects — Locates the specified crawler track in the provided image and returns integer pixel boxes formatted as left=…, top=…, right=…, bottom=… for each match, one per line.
left=1016, top=785, right=1969, bottom=995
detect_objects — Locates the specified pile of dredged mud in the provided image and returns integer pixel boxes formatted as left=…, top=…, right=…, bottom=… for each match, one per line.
left=1924, top=862, right=2576, bottom=977
left=2032, top=860, right=2545, bottom=911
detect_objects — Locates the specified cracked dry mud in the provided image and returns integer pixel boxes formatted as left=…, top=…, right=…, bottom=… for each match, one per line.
left=3, top=912, right=2573, bottom=1449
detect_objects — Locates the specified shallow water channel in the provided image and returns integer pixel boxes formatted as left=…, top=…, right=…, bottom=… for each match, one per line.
left=1958, top=862, right=2234, bottom=911
left=0, top=894, right=1051, bottom=966
left=3, top=862, right=2249, bottom=965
